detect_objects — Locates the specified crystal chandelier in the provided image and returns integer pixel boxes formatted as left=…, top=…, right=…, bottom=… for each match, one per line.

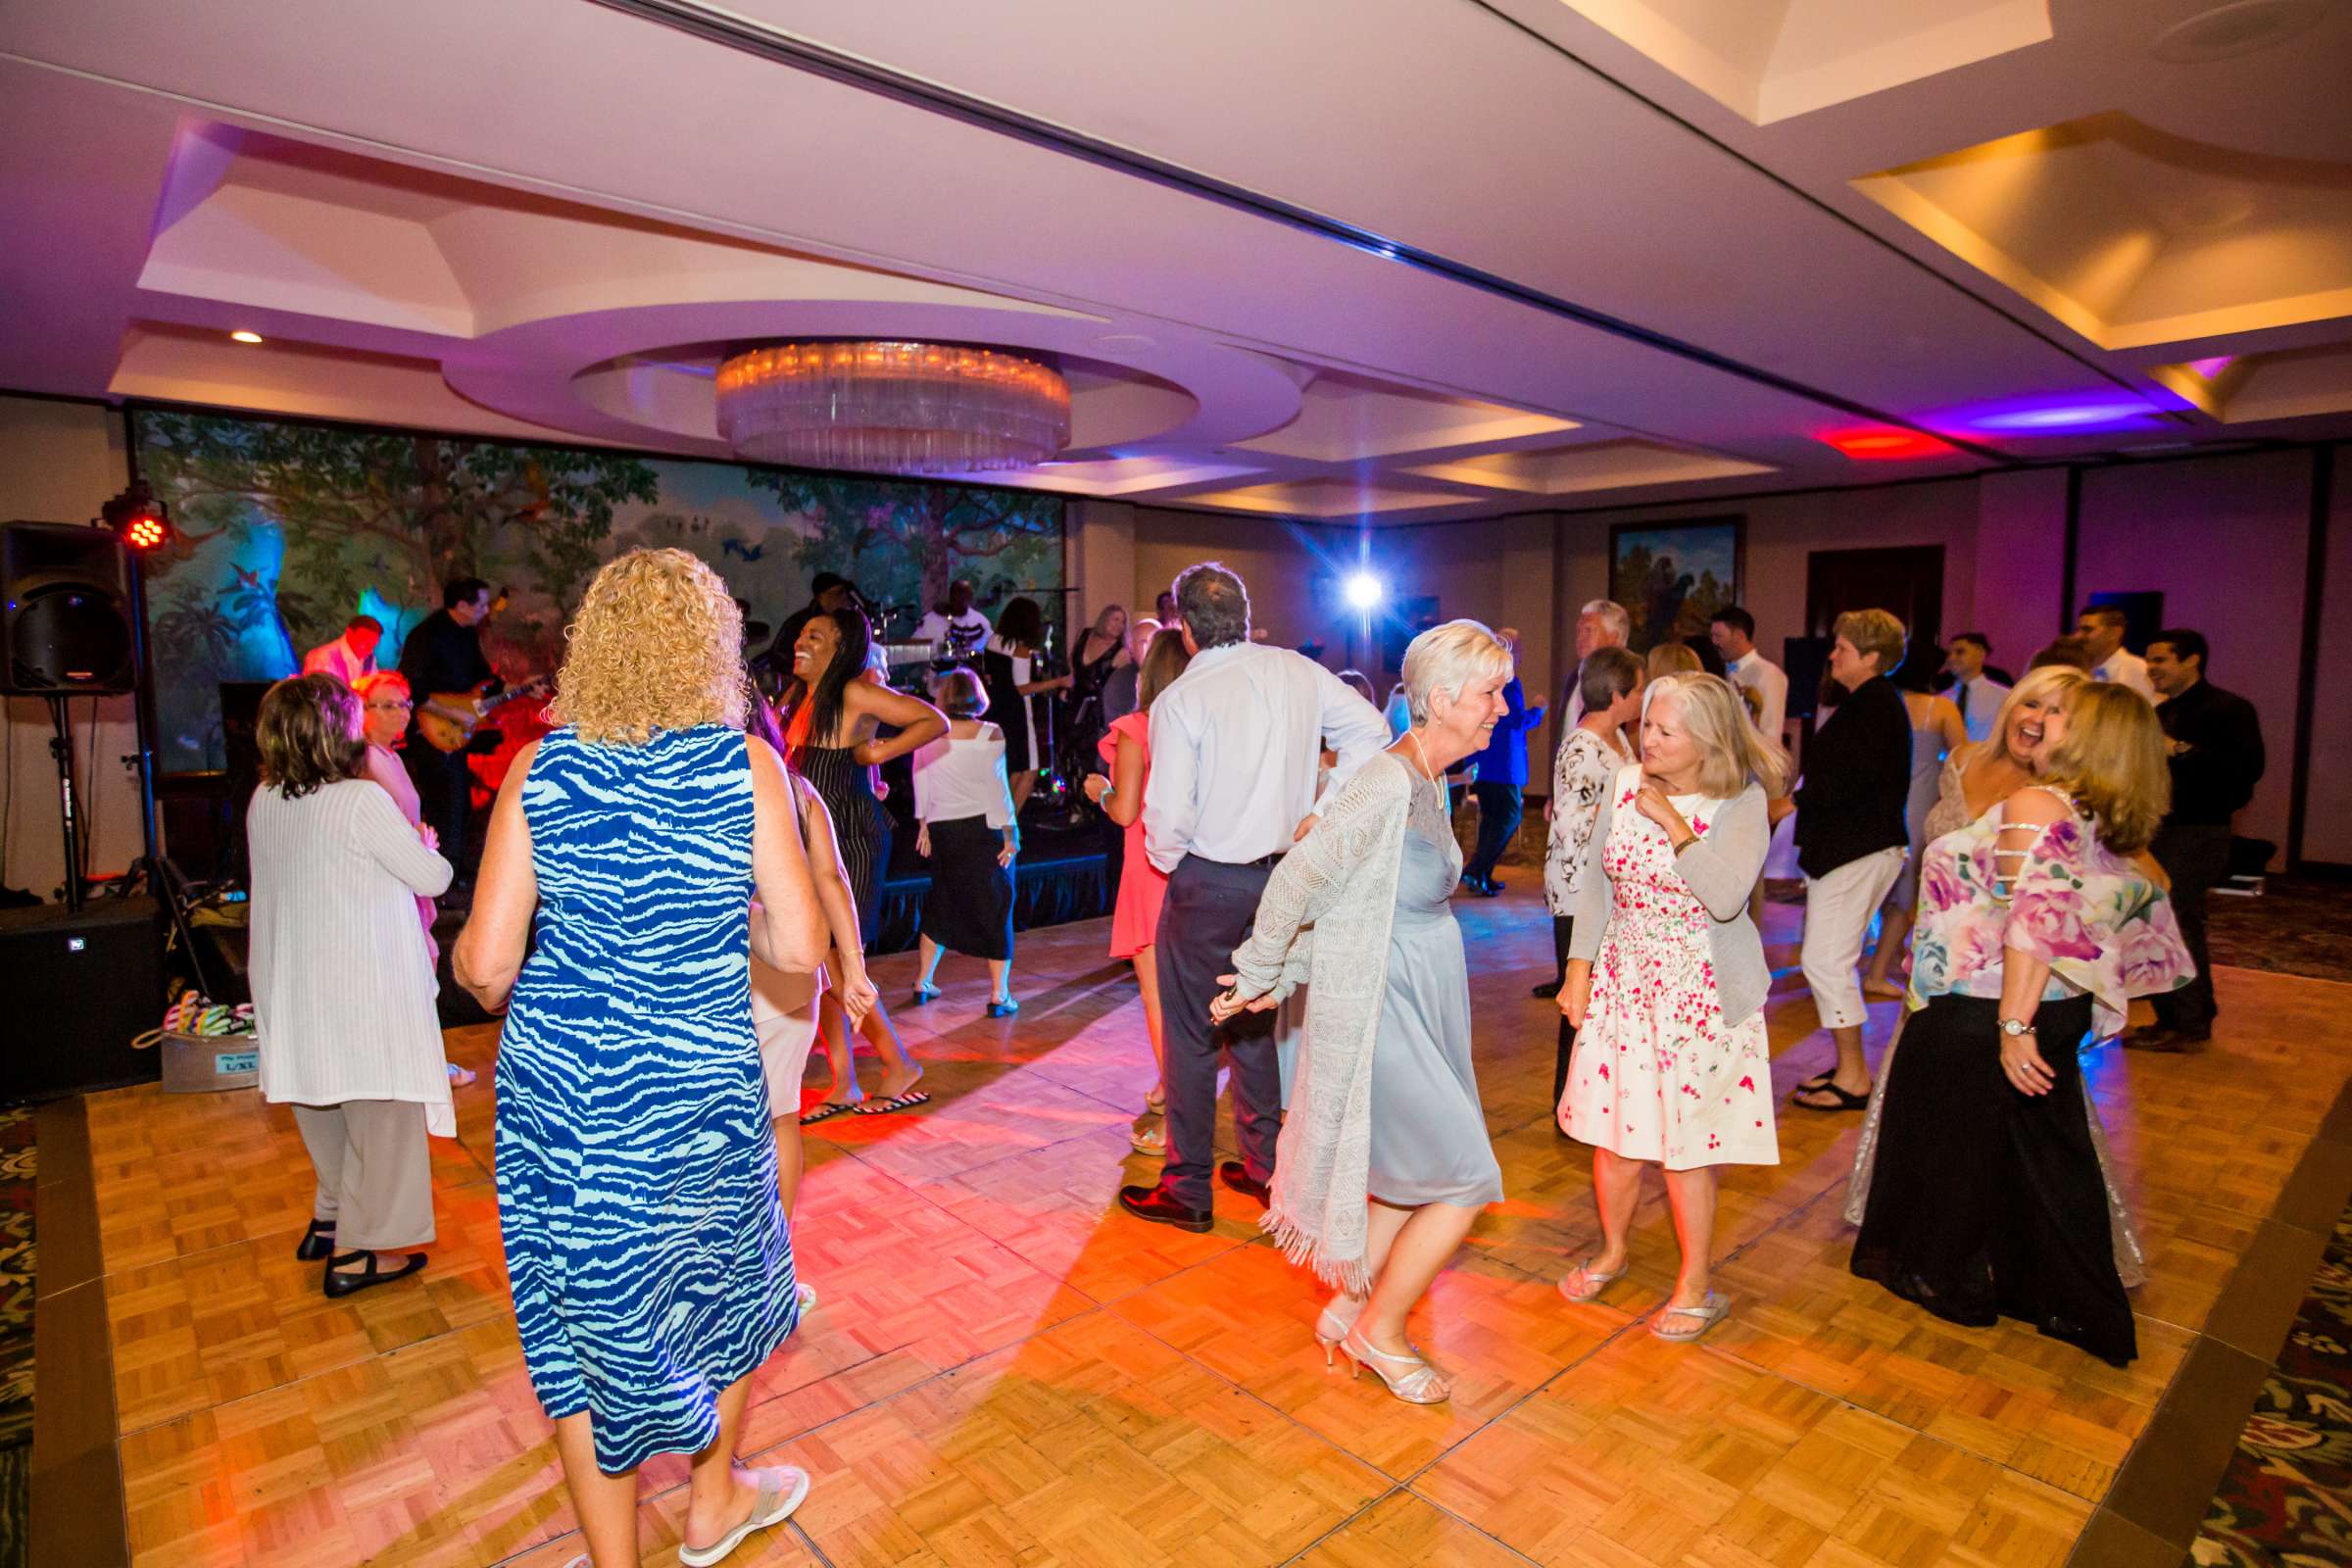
left=713, top=340, right=1070, bottom=475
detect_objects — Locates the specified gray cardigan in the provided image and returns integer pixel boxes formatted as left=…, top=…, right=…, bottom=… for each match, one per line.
left=1567, top=771, right=1773, bottom=1027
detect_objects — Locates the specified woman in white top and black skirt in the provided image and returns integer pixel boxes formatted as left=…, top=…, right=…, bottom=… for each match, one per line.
left=911, top=668, right=1022, bottom=1016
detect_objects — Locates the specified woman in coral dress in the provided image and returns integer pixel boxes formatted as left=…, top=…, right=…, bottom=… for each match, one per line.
left=1557, top=673, right=1785, bottom=1343
left=1083, top=627, right=1192, bottom=1152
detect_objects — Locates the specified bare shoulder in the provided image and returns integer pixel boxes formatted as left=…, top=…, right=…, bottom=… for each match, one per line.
left=1999, top=785, right=2068, bottom=826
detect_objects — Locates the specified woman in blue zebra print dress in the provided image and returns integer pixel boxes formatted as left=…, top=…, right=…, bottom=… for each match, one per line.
left=456, top=550, right=828, bottom=1568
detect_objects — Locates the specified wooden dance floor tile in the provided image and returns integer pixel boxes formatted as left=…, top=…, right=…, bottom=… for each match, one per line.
left=72, top=888, right=2352, bottom=1564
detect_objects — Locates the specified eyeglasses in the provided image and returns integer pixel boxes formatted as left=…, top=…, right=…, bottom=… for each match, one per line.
left=367, top=699, right=414, bottom=711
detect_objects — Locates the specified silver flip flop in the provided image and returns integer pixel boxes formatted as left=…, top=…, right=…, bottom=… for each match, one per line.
left=676, top=1465, right=811, bottom=1568
left=1649, top=1291, right=1730, bottom=1342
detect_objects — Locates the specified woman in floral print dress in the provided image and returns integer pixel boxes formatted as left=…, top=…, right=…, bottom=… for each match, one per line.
left=1557, top=673, right=1785, bottom=1342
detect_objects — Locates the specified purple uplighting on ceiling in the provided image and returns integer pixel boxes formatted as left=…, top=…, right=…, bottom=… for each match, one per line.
left=1933, top=394, right=2169, bottom=436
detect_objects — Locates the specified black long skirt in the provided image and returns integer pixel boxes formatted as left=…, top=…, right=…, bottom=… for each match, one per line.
left=919, top=815, right=1013, bottom=960
left=1850, top=991, right=2136, bottom=1366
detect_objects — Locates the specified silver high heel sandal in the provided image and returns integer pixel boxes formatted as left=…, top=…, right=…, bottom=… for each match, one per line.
left=1336, top=1326, right=1450, bottom=1404
left=1314, top=1296, right=1368, bottom=1365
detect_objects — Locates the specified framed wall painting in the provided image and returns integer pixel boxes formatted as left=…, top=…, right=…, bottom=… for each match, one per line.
left=1608, top=516, right=1744, bottom=653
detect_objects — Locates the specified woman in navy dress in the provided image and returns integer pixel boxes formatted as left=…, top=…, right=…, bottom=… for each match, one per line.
left=456, top=549, right=827, bottom=1568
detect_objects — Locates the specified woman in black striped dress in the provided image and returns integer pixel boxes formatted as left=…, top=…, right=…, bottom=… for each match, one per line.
left=780, top=606, right=947, bottom=1120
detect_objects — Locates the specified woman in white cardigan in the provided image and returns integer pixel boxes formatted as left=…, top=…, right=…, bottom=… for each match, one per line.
left=248, top=673, right=453, bottom=1298
left=1214, top=621, right=1513, bottom=1405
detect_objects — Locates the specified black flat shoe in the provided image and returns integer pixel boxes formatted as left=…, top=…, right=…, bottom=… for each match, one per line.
left=322, top=1249, right=427, bottom=1299
left=1218, top=1160, right=1272, bottom=1205
left=295, top=1219, right=336, bottom=1262
left=1117, top=1184, right=1213, bottom=1233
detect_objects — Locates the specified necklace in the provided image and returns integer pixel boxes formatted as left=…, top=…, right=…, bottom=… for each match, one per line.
left=1405, top=727, right=1437, bottom=780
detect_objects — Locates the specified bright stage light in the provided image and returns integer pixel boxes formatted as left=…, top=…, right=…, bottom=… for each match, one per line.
left=229, top=330, right=265, bottom=344
left=1344, top=571, right=1384, bottom=611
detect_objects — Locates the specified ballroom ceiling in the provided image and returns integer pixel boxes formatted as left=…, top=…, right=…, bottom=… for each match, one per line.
left=3, top=0, right=2349, bottom=522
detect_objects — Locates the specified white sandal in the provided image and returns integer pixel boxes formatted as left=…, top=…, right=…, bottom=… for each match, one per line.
left=1337, top=1327, right=1450, bottom=1404
left=676, top=1466, right=811, bottom=1567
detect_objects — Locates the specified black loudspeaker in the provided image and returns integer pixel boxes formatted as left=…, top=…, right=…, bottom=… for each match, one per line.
left=0, top=897, right=167, bottom=1101
left=2, top=519, right=139, bottom=695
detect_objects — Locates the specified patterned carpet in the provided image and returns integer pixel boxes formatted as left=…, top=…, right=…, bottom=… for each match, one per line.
left=2206, top=877, right=2352, bottom=985
left=0, top=1106, right=33, bottom=1568
left=2192, top=1200, right=2352, bottom=1566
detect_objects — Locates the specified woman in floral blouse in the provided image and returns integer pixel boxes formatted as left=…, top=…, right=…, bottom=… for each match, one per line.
left=1850, top=681, right=2192, bottom=1366
left=1540, top=648, right=1643, bottom=1104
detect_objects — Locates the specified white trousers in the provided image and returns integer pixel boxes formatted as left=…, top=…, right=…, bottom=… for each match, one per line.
left=1800, top=846, right=1907, bottom=1031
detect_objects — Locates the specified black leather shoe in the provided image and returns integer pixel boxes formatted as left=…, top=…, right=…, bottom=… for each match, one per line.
left=1478, top=876, right=1507, bottom=897
left=2122, top=1026, right=2210, bottom=1054
left=321, top=1250, right=427, bottom=1299
left=1218, top=1161, right=1271, bottom=1205
left=295, top=1219, right=337, bottom=1262
left=1118, top=1184, right=1213, bottom=1232
left=1532, top=980, right=1562, bottom=1000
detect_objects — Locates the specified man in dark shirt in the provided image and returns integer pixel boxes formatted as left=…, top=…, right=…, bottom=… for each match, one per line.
left=1462, top=627, right=1545, bottom=896
left=1781, top=609, right=1914, bottom=1111
left=399, top=576, right=500, bottom=885
left=2129, top=628, right=2264, bottom=1053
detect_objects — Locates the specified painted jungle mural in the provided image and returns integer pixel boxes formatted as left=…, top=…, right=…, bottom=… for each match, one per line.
left=130, top=410, right=1063, bottom=770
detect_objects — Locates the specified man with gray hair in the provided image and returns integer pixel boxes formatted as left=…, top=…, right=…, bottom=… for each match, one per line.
left=1120, top=562, right=1390, bottom=1231
left=1562, top=600, right=1631, bottom=727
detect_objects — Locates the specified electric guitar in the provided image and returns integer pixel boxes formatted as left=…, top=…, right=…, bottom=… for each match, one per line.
left=416, top=676, right=551, bottom=754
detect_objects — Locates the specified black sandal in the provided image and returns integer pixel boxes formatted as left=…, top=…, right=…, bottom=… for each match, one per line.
left=1791, top=1082, right=1871, bottom=1112
left=295, top=1219, right=337, bottom=1262
left=321, top=1249, right=426, bottom=1299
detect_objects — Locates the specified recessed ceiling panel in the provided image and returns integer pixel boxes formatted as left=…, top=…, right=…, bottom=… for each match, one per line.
left=1557, top=0, right=2050, bottom=123
left=1405, top=437, right=1774, bottom=494
left=2151, top=340, right=2352, bottom=422
left=1178, top=476, right=1483, bottom=518
left=1233, top=368, right=1576, bottom=462
left=1854, top=112, right=2352, bottom=349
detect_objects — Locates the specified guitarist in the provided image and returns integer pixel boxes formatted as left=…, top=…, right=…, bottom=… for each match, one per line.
left=398, top=577, right=501, bottom=890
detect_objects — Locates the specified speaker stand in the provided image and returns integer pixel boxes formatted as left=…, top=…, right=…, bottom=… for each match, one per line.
left=46, top=695, right=86, bottom=911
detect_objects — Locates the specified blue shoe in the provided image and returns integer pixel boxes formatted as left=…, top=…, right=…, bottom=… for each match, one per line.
left=986, top=997, right=1019, bottom=1018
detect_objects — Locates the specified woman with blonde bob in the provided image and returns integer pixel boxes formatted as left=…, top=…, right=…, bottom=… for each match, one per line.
left=1214, top=619, right=1511, bottom=1404
left=1557, top=673, right=1785, bottom=1343
left=455, top=549, right=829, bottom=1568
left=1850, top=681, right=2192, bottom=1366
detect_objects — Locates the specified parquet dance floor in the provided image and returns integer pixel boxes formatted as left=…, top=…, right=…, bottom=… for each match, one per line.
left=77, top=886, right=2352, bottom=1566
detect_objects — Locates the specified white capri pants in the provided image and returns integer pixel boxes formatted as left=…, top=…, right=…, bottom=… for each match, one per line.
left=1799, top=845, right=1907, bottom=1031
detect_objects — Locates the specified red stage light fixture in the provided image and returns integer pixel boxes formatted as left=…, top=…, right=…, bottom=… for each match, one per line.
left=103, top=480, right=174, bottom=553
left=1819, top=427, right=1955, bottom=461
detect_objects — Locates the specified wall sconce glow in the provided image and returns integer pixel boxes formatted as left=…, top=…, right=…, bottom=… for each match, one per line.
left=1344, top=571, right=1385, bottom=611
left=1819, top=427, right=1955, bottom=461
left=229, top=330, right=265, bottom=344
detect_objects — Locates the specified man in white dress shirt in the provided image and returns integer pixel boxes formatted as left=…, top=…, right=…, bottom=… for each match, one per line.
left=1561, top=599, right=1631, bottom=728
left=1709, top=607, right=1787, bottom=745
left=301, top=615, right=382, bottom=687
left=1943, top=632, right=2011, bottom=744
left=1120, top=562, right=1390, bottom=1230
left=2076, top=606, right=2156, bottom=702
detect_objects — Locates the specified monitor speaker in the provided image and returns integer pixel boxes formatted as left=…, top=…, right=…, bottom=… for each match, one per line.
left=2, top=520, right=138, bottom=695
left=0, top=897, right=167, bottom=1100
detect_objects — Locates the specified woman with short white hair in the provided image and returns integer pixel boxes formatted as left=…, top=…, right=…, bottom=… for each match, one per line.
left=1215, top=618, right=1512, bottom=1405
left=1557, top=673, right=1784, bottom=1343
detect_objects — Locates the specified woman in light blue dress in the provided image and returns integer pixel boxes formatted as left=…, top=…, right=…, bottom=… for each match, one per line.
left=456, top=550, right=827, bottom=1568
left=1221, top=621, right=1512, bottom=1405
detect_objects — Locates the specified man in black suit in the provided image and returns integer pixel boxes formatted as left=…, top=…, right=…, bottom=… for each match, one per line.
left=2129, top=628, right=2265, bottom=1054
left=1780, top=609, right=1914, bottom=1111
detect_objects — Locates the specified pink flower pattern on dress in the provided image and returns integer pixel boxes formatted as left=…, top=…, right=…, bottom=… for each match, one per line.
left=1558, top=771, right=1778, bottom=1171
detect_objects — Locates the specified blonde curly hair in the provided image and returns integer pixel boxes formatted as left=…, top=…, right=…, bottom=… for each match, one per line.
left=551, top=548, right=748, bottom=745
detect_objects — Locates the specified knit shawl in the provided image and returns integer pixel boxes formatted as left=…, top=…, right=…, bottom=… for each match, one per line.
left=1228, top=751, right=1426, bottom=1294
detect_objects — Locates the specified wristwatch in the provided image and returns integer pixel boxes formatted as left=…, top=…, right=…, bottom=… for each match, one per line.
left=1997, top=1017, right=2036, bottom=1038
